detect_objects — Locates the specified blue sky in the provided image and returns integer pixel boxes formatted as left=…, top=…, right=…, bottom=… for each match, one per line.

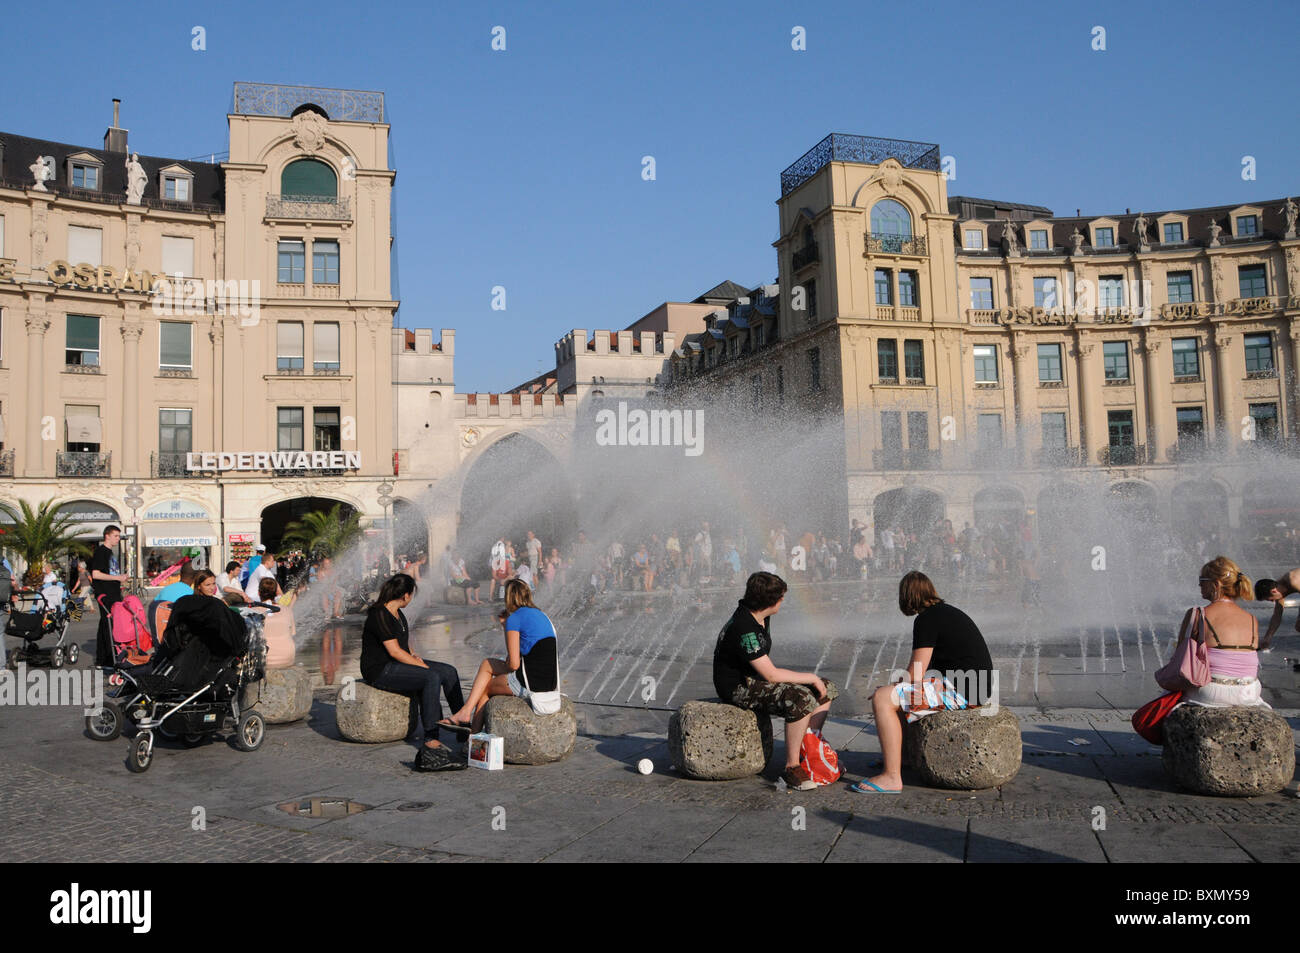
left=7, top=0, right=1298, bottom=391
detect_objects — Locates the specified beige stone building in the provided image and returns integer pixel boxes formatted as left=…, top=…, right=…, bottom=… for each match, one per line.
left=0, top=84, right=400, bottom=574
left=669, top=134, right=1300, bottom=548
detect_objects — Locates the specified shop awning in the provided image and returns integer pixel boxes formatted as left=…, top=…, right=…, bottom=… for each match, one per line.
left=143, top=522, right=217, bottom=547
left=65, top=415, right=102, bottom=443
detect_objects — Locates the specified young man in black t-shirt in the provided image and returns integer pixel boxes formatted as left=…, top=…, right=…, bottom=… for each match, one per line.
left=91, top=525, right=127, bottom=665
left=713, top=571, right=839, bottom=791
left=851, top=570, right=995, bottom=795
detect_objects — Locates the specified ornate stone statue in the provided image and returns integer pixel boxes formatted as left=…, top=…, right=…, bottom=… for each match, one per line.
left=1070, top=227, right=1084, bottom=255
left=29, top=155, right=53, bottom=191
left=1207, top=218, right=1222, bottom=246
left=1132, top=212, right=1149, bottom=247
left=1283, top=197, right=1298, bottom=238
left=125, top=153, right=147, bottom=205
left=1003, top=221, right=1019, bottom=254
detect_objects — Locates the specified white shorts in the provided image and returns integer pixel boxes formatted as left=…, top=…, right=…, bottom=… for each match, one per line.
left=1181, top=678, right=1270, bottom=709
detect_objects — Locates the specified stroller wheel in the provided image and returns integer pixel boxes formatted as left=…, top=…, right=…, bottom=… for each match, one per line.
left=234, top=711, right=266, bottom=752
left=50, top=646, right=64, bottom=668
left=126, top=733, right=154, bottom=773
left=181, top=733, right=206, bottom=748
left=86, top=702, right=123, bottom=741
left=66, top=642, right=79, bottom=665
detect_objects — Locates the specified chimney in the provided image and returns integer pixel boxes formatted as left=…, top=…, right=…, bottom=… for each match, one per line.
left=104, top=98, right=128, bottom=153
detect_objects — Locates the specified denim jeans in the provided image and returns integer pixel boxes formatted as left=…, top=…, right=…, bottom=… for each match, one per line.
left=372, top=659, right=464, bottom=737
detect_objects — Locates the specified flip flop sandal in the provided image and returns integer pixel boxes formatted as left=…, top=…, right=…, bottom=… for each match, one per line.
left=437, top=719, right=473, bottom=734
left=850, top=780, right=901, bottom=795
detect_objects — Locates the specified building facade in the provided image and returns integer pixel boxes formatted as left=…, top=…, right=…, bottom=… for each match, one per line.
left=669, top=133, right=1300, bottom=546
left=0, top=84, right=399, bottom=573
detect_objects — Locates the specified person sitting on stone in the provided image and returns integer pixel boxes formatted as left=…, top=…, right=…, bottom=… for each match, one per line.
left=441, top=578, right=558, bottom=733
left=1255, top=567, right=1300, bottom=649
left=851, top=571, right=994, bottom=794
left=254, top=576, right=296, bottom=669
left=713, top=571, right=838, bottom=792
left=360, top=573, right=465, bottom=761
left=449, top=553, right=482, bottom=606
left=1175, top=557, right=1269, bottom=708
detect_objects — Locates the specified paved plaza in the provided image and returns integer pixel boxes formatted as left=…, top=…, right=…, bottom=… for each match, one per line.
left=2, top=597, right=1298, bottom=864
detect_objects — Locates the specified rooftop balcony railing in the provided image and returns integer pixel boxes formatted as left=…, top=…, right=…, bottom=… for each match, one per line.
left=780, top=133, right=940, bottom=196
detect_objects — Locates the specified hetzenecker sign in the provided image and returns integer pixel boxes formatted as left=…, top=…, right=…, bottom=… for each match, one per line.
left=186, top=451, right=362, bottom=472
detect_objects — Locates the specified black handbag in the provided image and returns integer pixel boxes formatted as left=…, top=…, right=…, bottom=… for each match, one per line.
left=414, top=744, right=466, bottom=773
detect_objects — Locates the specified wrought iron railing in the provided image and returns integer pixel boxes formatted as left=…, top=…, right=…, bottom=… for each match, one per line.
left=970, top=447, right=1023, bottom=470
left=0, top=449, right=13, bottom=476
left=64, top=363, right=102, bottom=375
left=1167, top=441, right=1209, bottom=463
left=793, top=243, right=819, bottom=271
left=159, top=368, right=193, bottom=378
left=56, top=451, right=110, bottom=477
left=1245, top=368, right=1277, bottom=380
left=865, top=232, right=928, bottom=255
left=1036, top=446, right=1085, bottom=467
left=152, top=452, right=201, bottom=478
left=265, top=193, right=351, bottom=220
left=233, top=82, right=386, bottom=122
left=780, top=133, right=941, bottom=196
left=1099, top=444, right=1148, bottom=467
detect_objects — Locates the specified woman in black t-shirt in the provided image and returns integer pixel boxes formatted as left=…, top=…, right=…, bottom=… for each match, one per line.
left=850, top=571, right=995, bottom=795
left=359, top=574, right=464, bottom=765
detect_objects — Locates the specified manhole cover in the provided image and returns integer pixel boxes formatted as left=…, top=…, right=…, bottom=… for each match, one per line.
left=396, top=801, right=432, bottom=813
left=277, top=797, right=370, bottom=818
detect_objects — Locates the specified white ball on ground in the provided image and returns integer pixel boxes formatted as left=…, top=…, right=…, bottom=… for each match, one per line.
left=637, top=758, right=653, bottom=775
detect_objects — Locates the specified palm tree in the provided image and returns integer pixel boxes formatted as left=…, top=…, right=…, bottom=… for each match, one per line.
left=280, top=504, right=362, bottom=560
left=0, top=500, right=91, bottom=587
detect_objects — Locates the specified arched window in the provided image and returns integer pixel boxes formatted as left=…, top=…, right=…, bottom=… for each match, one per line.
left=281, top=159, right=337, bottom=200
left=871, top=199, right=912, bottom=238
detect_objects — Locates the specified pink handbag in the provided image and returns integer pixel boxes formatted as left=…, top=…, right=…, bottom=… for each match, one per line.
left=1155, top=607, right=1211, bottom=692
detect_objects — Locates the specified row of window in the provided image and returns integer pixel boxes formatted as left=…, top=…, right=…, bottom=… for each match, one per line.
left=52, top=156, right=337, bottom=204
left=962, top=214, right=1261, bottom=252
left=876, top=402, right=1280, bottom=455
left=50, top=314, right=342, bottom=372
left=969, top=265, right=1268, bottom=311
left=66, top=407, right=345, bottom=455
left=965, top=334, right=1276, bottom=387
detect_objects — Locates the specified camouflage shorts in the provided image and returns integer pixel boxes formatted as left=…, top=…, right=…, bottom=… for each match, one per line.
left=731, top=677, right=839, bottom=723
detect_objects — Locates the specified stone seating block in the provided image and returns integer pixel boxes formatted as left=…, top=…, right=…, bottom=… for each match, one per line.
left=444, top=586, right=467, bottom=606
left=483, top=695, right=577, bottom=764
left=1162, top=705, right=1295, bottom=797
left=903, top=708, right=1022, bottom=789
left=335, top=679, right=415, bottom=743
left=242, top=665, right=313, bottom=724
left=668, top=700, right=774, bottom=780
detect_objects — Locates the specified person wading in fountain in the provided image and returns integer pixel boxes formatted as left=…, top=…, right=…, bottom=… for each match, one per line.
left=1255, top=568, right=1300, bottom=648
left=713, top=572, right=838, bottom=791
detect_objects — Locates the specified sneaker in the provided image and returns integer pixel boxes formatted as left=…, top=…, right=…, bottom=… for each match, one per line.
left=782, top=764, right=817, bottom=791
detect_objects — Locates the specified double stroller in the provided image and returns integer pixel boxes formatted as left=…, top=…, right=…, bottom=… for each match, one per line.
left=4, top=589, right=78, bottom=669
left=86, top=594, right=273, bottom=773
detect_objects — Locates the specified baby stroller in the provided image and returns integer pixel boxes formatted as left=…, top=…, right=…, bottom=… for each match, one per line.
left=4, top=590, right=77, bottom=669
left=107, top=595, right=272, bottom=773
